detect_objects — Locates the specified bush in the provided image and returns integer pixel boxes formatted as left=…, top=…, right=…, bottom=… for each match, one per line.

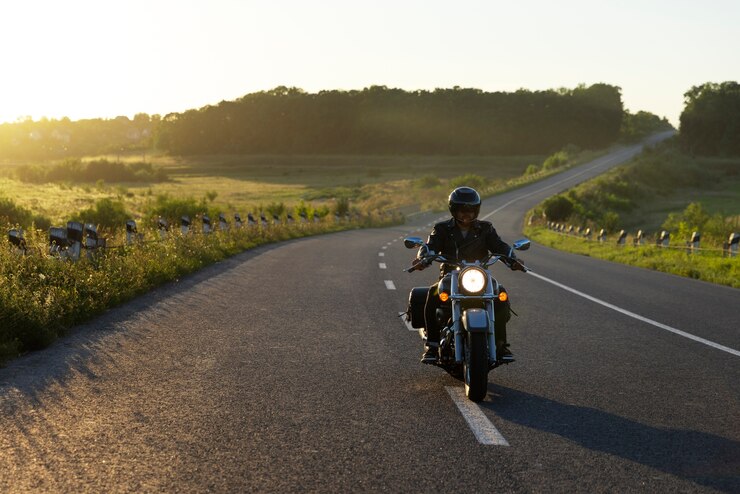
left=524, top=164, right=540, bottom=176
left=15, top=159, right=169, bottom=184
left=542, top=195, right=574, bottom=221
left=72, top=198, right=131, bottom=230
left=542, top=151, right=569, bottom=170
left=449, top=174, right=488, bottom=190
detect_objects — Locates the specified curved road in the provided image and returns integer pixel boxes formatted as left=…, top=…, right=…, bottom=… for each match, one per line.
left=1, top=132, right=738, bottom=492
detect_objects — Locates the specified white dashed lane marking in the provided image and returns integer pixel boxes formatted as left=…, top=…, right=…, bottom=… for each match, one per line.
left=379, top=263, right=387, bottom=269
left=384, top=280, right=396, bottom=290
left=378, top=252, right=385, bottom=257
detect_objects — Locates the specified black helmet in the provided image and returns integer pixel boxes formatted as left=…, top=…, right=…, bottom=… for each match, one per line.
left=448, top=187, right=481, bottom=217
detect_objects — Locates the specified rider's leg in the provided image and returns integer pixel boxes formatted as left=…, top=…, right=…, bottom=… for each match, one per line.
left=421, top=282, right=441, bottom=362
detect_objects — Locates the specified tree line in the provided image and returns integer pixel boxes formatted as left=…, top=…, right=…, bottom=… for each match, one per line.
left=1, top=85, right=627, bottom=159
left=679, top=81, right=740, bottom=156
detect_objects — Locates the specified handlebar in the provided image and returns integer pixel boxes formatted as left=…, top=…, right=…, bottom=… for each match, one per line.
left=404, top=252, right=530, bottom=273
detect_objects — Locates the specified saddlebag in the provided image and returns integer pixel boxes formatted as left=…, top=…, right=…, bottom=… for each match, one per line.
left=407, top=287, right=430, bottom=328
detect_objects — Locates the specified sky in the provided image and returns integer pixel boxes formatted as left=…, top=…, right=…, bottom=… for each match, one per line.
left=0, top=0, right=738, bottom=127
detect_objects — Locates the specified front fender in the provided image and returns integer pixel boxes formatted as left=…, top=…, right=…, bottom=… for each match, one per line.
left=462, top=308, right=489, bottom=333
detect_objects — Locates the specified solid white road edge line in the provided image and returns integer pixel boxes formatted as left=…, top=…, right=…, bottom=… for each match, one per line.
left=379, top=263, right=387, bottom=269
left=528, top=271, right=740, bottom=358
left=384, top=280, right=396, bottom=290
left=446, top=387, right=510, bottom=446
left=480, top=149, right=635, bottom=221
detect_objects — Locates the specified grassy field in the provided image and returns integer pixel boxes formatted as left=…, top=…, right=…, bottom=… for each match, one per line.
left=0, top=153, right=545, bottom=224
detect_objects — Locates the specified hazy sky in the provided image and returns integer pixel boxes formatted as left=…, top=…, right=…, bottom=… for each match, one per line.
left=1, top=0, right=737, bottom=126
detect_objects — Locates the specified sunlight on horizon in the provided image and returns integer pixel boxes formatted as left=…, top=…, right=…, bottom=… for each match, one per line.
left=1, top=0, right=738, bottom=126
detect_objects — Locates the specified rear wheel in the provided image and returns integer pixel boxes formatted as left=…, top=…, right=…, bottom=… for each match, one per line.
left=463, top=332, right=489, bottom=402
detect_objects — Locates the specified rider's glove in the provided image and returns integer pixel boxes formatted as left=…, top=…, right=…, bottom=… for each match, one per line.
left=510, top=259, right=526, bottom=271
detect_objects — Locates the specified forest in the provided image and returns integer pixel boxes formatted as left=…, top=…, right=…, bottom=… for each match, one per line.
left=679, top=81, right=740, bottom=156
left=0, top=84, right=627, bottom=159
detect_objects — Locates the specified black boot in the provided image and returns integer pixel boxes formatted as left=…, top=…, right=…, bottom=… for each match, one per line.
left=421, top=343, right=438, bottom=363
left=496, top=341, right=514, bottom=362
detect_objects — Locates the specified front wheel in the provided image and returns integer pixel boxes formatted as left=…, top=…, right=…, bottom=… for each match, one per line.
left=463, top=332, right=489, bottom=402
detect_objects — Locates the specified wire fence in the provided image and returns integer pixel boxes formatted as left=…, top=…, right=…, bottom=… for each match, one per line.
left=540, top=221, right=740, bottom=257
left=6, top=210, right=401, bottom=262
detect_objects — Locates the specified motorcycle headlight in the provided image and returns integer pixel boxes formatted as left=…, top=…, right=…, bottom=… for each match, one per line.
left=460, top=267, right=487, bottom=294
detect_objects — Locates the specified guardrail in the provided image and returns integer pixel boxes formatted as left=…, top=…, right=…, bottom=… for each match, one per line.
left=542, top=221, right=739, bottom=257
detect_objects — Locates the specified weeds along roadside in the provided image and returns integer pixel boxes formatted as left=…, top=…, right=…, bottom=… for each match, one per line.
left=0, top=215, right=399, bottom=365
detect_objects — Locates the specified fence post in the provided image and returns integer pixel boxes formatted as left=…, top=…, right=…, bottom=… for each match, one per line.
left=634, top=230, right=643, bottom=246
left=689, top=231, right=701, bottom=254
left=8, top=229, right=27, bottom=254
left=49, top=227, right=68, bottom=256
left=181, top=216, right=191, bottom=235
left=728, top=233, right=739, bottom=257
left=202, top=215, right=211, bottom=234
left=583, top=227, right=591, bottom=240
left=247, top=213, right=257, bottom=227
left=234, top=213, right=243, bottom=228
left=657, top=230, right=670, bottom=247
left=260, top=213, right=268, bottom=228
left=158, top=218, right=169, bottom=239
left=617, top=230, right=627, bottom=245
left=598, top=228, right=607, bottom=243
left=126, top=220, right=137, bottom=244
left=219, top=213, right=228, bottom=231
left=67, top=221, right=83, bottom=261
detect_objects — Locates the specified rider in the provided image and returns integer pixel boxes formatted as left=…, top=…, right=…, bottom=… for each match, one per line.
left=411, top=186, right=525, bottom=363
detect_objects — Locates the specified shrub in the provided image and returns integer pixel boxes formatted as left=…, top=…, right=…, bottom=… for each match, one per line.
left=542, top=194, right=574, bottom=221
left=449, top=174, right=488, bottom=190
left=72, top=198, right=131, bottom=230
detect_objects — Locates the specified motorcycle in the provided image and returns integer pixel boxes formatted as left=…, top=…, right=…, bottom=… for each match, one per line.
left=404, top=237, right=530, bottom=402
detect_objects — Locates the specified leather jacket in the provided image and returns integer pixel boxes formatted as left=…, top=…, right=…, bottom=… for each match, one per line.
left=422, top=218, right=514, bottom=276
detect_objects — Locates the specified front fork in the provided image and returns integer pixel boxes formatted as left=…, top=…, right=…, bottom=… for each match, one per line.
left=451, top=301, right=497, bottom=363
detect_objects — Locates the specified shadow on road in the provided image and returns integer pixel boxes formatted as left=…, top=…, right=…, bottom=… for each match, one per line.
left=485, top=385, right=740, bottom=492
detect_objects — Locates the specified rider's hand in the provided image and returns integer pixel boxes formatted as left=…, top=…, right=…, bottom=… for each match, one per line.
left=412, top=258, right=428, bottom=271
left=510, top=259, right=526, bottom=271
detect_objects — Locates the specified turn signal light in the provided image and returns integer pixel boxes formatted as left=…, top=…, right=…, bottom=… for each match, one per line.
left=498, top=291, right=508, bottom=302
left=439, top=292, right=450, bottom=302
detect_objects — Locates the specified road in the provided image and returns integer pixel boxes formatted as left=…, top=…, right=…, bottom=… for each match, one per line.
left=1, top=132, right=738, bottom=492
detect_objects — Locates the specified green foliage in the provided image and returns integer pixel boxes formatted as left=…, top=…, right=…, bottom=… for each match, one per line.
left=449, top=174, right=488, bottom=190
left=71, top=198, right=131, bottom=230
left=0, top=197, right=51, bottom=230
left=146, top=194, right=206, bottom=222
left=15, top=159, right=168, bottom=184
left=620, top=110, right=673, bottom=142
left=526, top=226, right=739, bottom=289
left=0, top=209, right=401, bottom=364
left=333, top=197, right=350, bottom=216
left=415, top=175, right=442, bottom=188
left=542, top=195, right=574, bottom=221
left=661, top=202, right=732, bottom=246
left=680, top=81, right=740, bottom=156
left=265, top=202, right=286, bottom=217
left=542, top=151, right=569, bottom=170
left=524, top=164, right=540, bottom=175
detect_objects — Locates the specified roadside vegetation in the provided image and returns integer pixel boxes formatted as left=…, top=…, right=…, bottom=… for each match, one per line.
left=0, top=82, right=676, bottom=364
left=526, top=137, right=739, bottom=287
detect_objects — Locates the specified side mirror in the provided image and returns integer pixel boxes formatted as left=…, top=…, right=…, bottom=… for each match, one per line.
left=512, top=239, right=531, bottom=251
left=404, top=237, right=425, bottom=249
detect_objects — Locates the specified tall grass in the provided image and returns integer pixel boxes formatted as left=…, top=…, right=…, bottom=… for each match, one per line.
left=526, top=226, right=739, bottom=288
left=0, top=213, right=399, bottom=364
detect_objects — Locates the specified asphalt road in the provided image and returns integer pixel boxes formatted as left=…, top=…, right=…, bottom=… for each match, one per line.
left=1, top=132, right=738, bottom=492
